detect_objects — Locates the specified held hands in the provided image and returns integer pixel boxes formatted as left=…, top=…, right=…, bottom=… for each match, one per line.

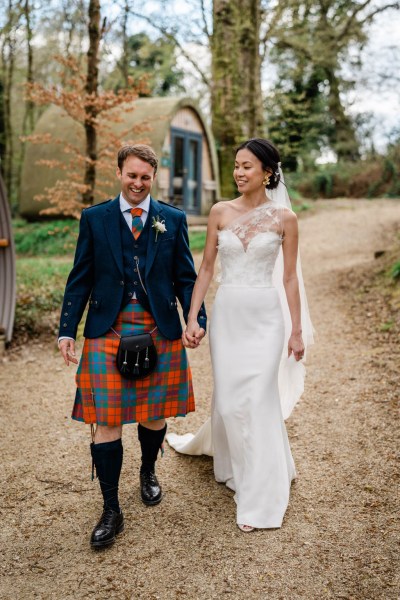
left=182, top=319, right=206, bottom=349
left=288, top=332, right=305, bottom=362
left=59, top=339, right=79, bottom=366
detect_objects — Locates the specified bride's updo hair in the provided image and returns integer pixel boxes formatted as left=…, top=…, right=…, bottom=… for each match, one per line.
left=236, top=138, right=281, bottom=190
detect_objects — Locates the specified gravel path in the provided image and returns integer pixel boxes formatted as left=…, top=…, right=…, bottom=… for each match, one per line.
left=0, top=199, right=399, bottom=600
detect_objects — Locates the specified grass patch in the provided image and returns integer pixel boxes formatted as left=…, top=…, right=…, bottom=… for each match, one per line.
left=15, top=256, right=73, bottom=340
left=13, top=218, right=79, bottom=256
left=292, top=202, right=312, bottom=213
left=380, top=320, right=394, bottom=332
left=391, top=261, right=400, bottom=280
left=14, top=218, right=207, bottom=256
left=189, top=230, right=207, bottom=252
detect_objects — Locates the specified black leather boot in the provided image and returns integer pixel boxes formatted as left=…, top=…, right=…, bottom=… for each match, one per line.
left=90, top=509, right=124, bottom=549
left=90, top=439, right=124, bottom=548
left=138, top=424, right=167, bottom=506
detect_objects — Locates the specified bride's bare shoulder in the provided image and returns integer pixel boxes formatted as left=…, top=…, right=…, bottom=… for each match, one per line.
left=281, top=205, right=297, bottom=222
left=209, top=199, right=242, bottom=228
left=210, top=199, right=240, bottom=214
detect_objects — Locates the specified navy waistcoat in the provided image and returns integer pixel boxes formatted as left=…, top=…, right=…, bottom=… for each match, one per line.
left=119, top=210, right=151, bottom=313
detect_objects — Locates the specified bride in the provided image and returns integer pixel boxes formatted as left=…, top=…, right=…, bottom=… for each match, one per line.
left=167, top=138, right=313, bottom=532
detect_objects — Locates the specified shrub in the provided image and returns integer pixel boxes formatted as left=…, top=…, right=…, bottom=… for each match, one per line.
left=14, top=257, right=72, bottom=341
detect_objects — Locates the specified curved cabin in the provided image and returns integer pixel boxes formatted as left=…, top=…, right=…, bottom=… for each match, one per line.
left=0, top=174, right=16, bottom=343
left=20, top=97, right=219, bottom=219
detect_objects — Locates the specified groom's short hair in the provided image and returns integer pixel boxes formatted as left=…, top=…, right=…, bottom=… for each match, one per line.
left=117, top=144, right=158, bottom=174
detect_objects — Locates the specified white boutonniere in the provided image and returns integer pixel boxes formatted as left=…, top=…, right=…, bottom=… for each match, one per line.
left=152, top=216, right=167, bottom=241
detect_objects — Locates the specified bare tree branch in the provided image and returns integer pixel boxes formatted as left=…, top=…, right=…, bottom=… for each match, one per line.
left=129, top=10, right=210, bottom=88
left=358, top=2, right=400, bottom=26
left=200, top=0, right=211, bottom=39
left=337, top=0, right=374, bottom=40
left=260, top=4, right=285, bottom=61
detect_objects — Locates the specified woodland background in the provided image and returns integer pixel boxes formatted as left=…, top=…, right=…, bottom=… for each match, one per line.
left=1, top=0, right=400, bottom=214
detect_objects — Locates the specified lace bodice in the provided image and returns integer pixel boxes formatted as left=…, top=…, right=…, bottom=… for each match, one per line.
left=217, top=202, right=284, bottom=286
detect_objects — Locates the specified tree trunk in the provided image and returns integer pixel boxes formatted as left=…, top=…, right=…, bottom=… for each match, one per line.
left=17, top=0, right=35, bottom=203
left=1, top=0, right=18, bottom=202
left=83, top=0, right=101, bottom=205
left=119, top=0, right=130, bottom=88
left=238, top=0, right=263, bottom=138
left=211, top=0, right=263, bottom=198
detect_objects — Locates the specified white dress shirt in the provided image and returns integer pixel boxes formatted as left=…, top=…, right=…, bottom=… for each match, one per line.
left=120, top=193, right=150, bottom=228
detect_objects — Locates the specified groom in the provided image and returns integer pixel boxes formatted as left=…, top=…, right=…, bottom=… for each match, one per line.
left=58, top=144, right=206, bottom=548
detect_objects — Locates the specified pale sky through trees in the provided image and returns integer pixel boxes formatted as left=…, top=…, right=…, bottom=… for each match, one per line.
left=102, top=0, right=399, bottom=154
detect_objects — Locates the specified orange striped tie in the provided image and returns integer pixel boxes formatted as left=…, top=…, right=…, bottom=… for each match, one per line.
left=131, top=208, right=143, bottom=240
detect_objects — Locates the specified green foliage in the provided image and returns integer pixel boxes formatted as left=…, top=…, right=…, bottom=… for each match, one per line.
left=189, top=231, right=206, bottom=252
left=292, top=202, right=311, bottom=213
left=291, top=145, right=400, bottom=198
left=267, top=0, right=372, bottom=163
left=380, top=320, right=394, bottom=331
left=266, top=61, right=329, bottom=171
left=391, top=262, right=400, bottom=281
left=108, top=33, right=185, bottom=96
left=13, top=219, right=79, bottom=256
left=14, top=257, right=72, bottom=337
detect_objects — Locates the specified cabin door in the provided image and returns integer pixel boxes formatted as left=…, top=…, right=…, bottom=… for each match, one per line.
left=170, top=127, right=202, bottom=214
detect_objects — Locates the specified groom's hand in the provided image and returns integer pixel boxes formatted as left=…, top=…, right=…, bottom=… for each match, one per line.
left=182, top=321, right=205, bottom=349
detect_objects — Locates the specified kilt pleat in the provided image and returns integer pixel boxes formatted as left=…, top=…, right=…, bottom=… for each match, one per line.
left=72, top=300, right=195, bottom=425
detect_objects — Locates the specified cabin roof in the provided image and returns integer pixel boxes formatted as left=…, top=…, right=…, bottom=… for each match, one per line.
left=20, top=96, right=218, bottom=218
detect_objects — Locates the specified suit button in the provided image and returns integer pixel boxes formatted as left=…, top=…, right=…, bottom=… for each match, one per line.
left=128, top=292, right=133, bottom=297
left=134, top=244, right=138, bottom=248
left=120, top=281, right=124, bottom=286
left=134, top=268, right=138, bottom=273
left=134, top=255, right=138, bottom=260
left=64, top=312, right=68, bottom=316
left=134, top=281, right=138, bottom=285
left=67, top=302, right=72, bottom=306
left=63, top=323, right=67, bottom=327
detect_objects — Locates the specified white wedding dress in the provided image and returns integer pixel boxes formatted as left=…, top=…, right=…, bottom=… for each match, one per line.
left=167, top=201, right=309, bottom=529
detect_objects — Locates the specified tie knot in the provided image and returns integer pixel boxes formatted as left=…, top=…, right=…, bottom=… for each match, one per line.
left=131, top=208, right=143, bottom=217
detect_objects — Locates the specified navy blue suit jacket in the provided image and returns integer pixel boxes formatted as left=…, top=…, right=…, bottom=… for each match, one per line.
left=59, top=196, right=207, bottom=340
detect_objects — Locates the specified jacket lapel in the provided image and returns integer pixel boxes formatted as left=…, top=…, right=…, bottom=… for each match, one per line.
left=145, top=197, right=166, bottom=276
left=104, top=196, right=124, bottom=276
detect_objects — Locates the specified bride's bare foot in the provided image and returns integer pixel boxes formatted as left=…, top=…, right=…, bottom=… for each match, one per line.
left=238, top=524, right=255, bottom=532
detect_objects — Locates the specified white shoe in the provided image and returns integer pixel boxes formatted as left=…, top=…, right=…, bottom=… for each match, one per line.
left=238, top=524, right=255, bottom=533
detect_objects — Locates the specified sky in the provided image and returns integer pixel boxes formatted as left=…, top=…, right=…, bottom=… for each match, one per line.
left=348, top=10, right=400, bottom=151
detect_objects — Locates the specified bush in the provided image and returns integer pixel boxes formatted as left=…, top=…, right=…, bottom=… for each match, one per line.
left=14, top=257, right=73, bottom=341
left=290, top=149, right=400, bottom=199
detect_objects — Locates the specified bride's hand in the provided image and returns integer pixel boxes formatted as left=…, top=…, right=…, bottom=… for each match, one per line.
left=288, top=333, right=305, bottom=361
left=182, top=320, right=205, bottom=349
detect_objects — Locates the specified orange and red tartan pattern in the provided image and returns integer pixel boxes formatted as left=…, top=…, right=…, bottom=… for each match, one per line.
left=73, top=300, right=195, bottom=425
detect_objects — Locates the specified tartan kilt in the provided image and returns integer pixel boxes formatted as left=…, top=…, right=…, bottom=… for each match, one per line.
left=73, top=300, right=195, bottom=426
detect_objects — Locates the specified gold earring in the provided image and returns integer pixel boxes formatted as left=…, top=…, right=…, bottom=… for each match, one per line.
left=262, top=174, right=270, bottom=186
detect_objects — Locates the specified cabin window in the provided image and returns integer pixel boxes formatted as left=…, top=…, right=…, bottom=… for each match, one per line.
left=170, top=127, right=202, bottom=214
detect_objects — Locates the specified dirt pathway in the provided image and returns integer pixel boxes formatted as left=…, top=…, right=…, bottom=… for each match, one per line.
left=1, top=199, right=399, bottom=600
